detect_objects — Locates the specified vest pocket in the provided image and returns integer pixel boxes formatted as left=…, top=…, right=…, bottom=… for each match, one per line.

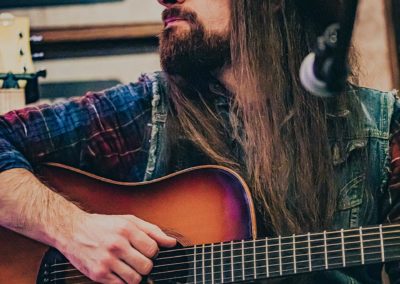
left=334, top=174, right=366, bottom=229
left=331, top=137, right=370, bottom=230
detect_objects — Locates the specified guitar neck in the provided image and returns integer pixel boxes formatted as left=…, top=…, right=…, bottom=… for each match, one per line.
left=150, top=223, right=400, bottom=283
left=0, top=88, right=25, bottom=114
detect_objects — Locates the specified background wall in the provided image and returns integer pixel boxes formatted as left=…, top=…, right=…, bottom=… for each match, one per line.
left=2, top=0, right=163, bottom=92
left=1, top=0, right=397, bottom=95
left=2, top=0, right=162, bottom=27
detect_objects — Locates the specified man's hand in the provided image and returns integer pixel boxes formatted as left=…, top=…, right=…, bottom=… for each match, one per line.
left=0, top=169, right=176, bottom=284
left=60, top=214, right=177, bottom=284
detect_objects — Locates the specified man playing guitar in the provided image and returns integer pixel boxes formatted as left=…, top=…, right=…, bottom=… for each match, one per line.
left=0, top=0, right=399, bottom=283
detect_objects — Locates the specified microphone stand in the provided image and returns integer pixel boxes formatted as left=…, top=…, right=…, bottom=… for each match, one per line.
left=300, top=0, right=359, bottom=97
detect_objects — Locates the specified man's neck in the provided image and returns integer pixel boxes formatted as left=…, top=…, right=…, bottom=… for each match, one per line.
left=218, top=66, right=238, bottom=95
left=218, top=66, right=259, bottom=103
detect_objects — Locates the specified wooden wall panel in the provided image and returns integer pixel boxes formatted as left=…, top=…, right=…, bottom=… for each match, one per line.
left=1, top=0, right=163, bottom=27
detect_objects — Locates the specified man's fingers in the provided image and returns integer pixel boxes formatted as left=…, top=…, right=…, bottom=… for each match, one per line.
left=129, top=229, right=160, bottom=258
left=65, top=214, right=174, bottom=284
left=118, top=245, right=154, bottom=275
left=105, top=273, right=126, bottom=284
left=111, top=260, right=143, bottom=284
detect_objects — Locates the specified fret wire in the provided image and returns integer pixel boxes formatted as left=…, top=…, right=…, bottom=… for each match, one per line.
left=341, top=229, right=346, bottom=267
left=253, top=239, right=257, bottom=279
left=323, top=230, right=328, bottom=269
left=211, top=243, right=214, bottom=284
left=194, top=245, right=197, bottom=284
left=220, top=242, right=224, bottom=284
left=292, top=234, right=297, bottom=274
left=241, top=240, right=245, bottom=281
left=359, top=227, right=365, bottom=265
left=379, top=225, right=385, bottom=262
left=202, top=244, right=205, bottom=284
left=231, top=241, right=234, bottom=282
left=279, top=235, right=283, bottom=276
left=266, top=237, right=270, bottom=277
left=308, top=232, right=312, bottom=272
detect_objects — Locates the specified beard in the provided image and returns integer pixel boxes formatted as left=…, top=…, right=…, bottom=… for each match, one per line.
left=159, top=8, right=231, bottom=77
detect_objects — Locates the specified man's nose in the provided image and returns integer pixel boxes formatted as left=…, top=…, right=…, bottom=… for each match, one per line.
left=157, top=0, right=185, bottom=8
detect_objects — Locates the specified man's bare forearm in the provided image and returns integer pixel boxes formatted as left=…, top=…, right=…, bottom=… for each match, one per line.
left=0, top=168, right=84, bottom=249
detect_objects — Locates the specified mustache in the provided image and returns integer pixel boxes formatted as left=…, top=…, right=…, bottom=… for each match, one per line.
left=162, top=7, right=198, bottom=24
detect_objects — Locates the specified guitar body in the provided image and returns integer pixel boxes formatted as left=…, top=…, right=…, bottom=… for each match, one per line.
left=0, top=163, right=257, bottom=283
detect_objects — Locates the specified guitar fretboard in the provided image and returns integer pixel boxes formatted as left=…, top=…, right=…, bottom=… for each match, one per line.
left=150, top=224, right=400, bottom=283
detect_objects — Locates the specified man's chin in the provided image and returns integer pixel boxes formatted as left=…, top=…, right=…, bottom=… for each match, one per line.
left=160, top=23, right=230, bottom=77
left=163, top=24, right=191, bottom=38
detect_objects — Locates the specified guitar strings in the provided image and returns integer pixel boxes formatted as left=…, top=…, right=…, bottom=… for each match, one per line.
left=50, top=245, right=400, bottom=284
left=147, top=230, right=399, bottom=263
left=156, top=224, right=400, bottom=258
left=48, top=238, right=400, bottom=282
left=148, top=241, right=400, bottom=277
left=49, top=233, right=400, bottom=279
left=151, top=255, right=390, bottom=284
left=65, top=252, right=387, bottom=284
left=50, top=234, right=399, bottom=275
left=154, top=223, right=400, bottom=255
left=48, top=225, right=400, bottom=283
left=49, top=226, right=400, bottom=269
left=51, top=252, right=389, bottom=284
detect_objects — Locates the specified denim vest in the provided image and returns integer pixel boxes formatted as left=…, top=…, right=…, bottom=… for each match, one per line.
left=143, top=72, right=399, bottom=283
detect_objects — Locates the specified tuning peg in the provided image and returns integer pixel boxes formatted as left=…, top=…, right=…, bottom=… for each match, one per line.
left=30, top=35, right=43, bottom=43
left=32, top=52, right=45, bottom=60
left=36, top=69, right=47, bottom=78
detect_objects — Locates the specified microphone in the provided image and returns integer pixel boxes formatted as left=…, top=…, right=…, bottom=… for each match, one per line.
left=300, top=0, right=359, bottom=97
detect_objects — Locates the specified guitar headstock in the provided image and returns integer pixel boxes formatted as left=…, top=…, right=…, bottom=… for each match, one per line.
left=0, top=13, right=35, bottom=87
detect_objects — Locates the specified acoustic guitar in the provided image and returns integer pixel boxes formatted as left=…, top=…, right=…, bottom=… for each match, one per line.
left=0, top=163, right=399, bottom=283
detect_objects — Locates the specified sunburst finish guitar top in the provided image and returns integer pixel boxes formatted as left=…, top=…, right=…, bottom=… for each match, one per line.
left=0, top=163, right=256, bottom=283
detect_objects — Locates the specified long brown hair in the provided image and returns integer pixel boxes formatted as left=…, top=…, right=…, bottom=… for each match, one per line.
left=166, top=0, right=357, bottom=236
